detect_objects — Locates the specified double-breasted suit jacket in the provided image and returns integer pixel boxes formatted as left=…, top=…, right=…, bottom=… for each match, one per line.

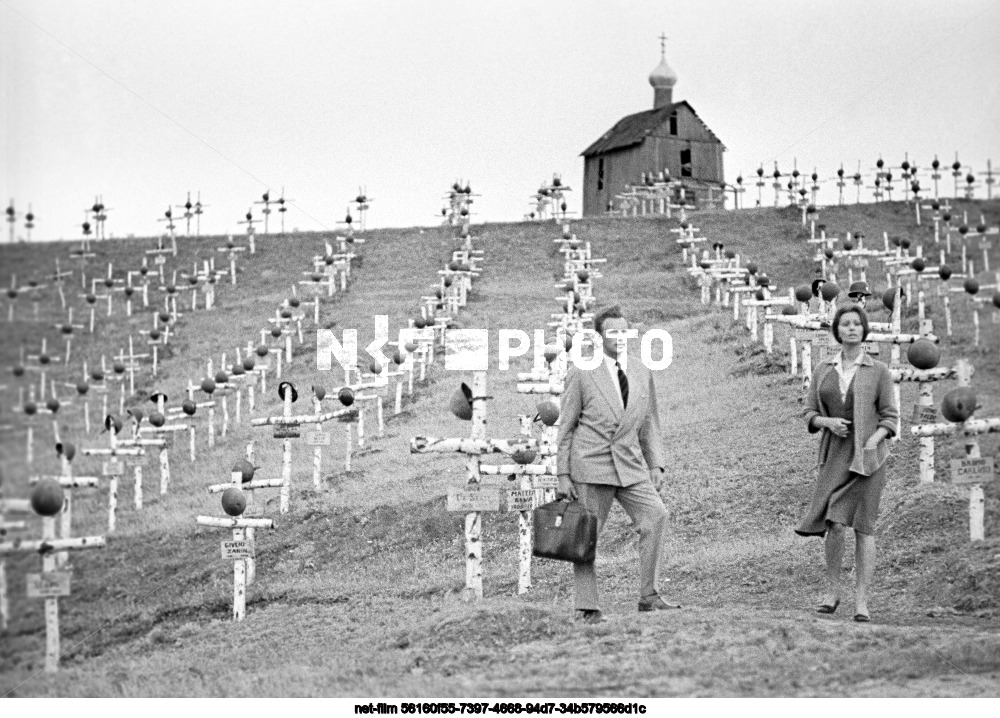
left=556, top=357, right=665, bottom=485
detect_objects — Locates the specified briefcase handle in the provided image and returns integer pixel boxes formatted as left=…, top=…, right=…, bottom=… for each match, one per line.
left=551, top=498, right=574, bottom=517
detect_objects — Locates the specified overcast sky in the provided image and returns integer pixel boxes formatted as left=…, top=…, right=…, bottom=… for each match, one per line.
left=2, top=0, right=999, bottom=241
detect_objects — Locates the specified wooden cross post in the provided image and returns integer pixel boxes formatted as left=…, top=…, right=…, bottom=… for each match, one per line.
left=29, top=445, right=100, bottom=569
left=195, top=508, right=274, bottom=622
left=911, top=360, right=1000, bottom=541
left=296, top=278, right=324, bottom=325
left=207, top=460, right=283, bottom=585
left=0, top=519, right=106, bottom=672
left=53, top=309, right=86, bottom=364
left=165, top=394, right=202, bottom=462
left=115, top=337, right=149, bottom=397
left=894, top=358, right=957, bottom=484
left=216, top=237, right=247, bottom=285
left=416, top=372, right=487, bottom=600
left=187, top=380, right=218, bottom=448
left=137, top=393, right=185, bottom=494
left=260, top=325, right=289, bottom=377
left=115, top=433, right=166, bottom=504
left=81, top=419, right=145, bottom=530
left=0, top=497, right=32, bottom=632
left=250, top=382, right=353, bottom=513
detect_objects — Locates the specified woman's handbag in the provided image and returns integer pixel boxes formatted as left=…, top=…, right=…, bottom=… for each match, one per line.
left=532, top=499, right=598, bottom=564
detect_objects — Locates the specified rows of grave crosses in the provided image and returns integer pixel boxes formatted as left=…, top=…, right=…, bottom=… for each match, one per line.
left=600, top=153, right=996, bottom=215
left=409, top=220, right=606, bottom=601
left=683, top=189, right=1000, bottom=544
left=0, top=184, right=502, bottom=673
left=0, top=206, right=371, bottom=668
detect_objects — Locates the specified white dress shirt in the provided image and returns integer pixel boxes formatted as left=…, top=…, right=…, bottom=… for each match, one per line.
left=602, top=352, right=625, bottom=408
left=832, top=350, right=864, bottom=402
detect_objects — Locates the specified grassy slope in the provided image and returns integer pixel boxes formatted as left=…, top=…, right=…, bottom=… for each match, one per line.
left=1, top=201, right=999, bottom=697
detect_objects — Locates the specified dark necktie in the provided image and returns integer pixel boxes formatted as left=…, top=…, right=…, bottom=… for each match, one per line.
left=616, top=361, right=629, bottom=410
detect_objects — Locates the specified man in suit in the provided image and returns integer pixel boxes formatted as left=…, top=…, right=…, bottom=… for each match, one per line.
left=556, top=305, right=676, bottom=624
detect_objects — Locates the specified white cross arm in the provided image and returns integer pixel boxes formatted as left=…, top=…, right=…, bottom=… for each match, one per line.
left=28, top=476, right=101, bottom=488
left=910, top=417, right=1000, bottom=438
left=250, top=408, right=354, bottom=427
left=207, top=478, right=284, bottom=493
left=116, top=438, right=167, bottom=448
left=478, top=464, right=557, bottom=476
left=517, top=371, right=554, bottom=382
left=196, top=516, right=275, bottom=529
left=516, top=383, right=564, bottom=395
left=410, top=437, right=557, bottom=456
left=867, top=332, right=938, bottom=344
left=0, top=499, right=32, bottom=513
left=81, top=447, right=145, bottom=457
left=891, top=366, right=960, bottom=383
left=0, top=535, right=106, bottom=556
left=140, top=424, right=190, bottom=434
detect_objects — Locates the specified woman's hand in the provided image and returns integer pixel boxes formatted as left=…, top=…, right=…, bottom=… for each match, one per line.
left=864, top=427, right=889, bottom=451
left=817, top=417, right=851, bottom=438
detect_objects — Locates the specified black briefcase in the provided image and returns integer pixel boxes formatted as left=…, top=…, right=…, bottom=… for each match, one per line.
left=533, top=500, right=598, bottom=564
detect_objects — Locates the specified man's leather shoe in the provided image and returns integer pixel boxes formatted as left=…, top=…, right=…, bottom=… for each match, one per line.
left=638, top=594, right=681, bottom=612
left=575, top=609, right=604, bottom=624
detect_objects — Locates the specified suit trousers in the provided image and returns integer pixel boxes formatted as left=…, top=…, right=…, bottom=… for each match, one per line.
left=573, top=480, right=669, bottom=611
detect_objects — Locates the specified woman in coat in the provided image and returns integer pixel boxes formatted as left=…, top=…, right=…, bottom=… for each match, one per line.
left=795, top=304, right=899, bottom=622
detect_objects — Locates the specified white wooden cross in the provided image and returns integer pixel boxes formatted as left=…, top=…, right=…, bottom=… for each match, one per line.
left=46, top=259, right=73, bottom=310
left=0, top=496, right=31, bottom=632
left=245, top=340, right=275, bottom=397
left=0, top=507, right=105, bottom=672
left=114, top=337, right=150, bottom=397
left=410, top=372, right=555, bottom=600
left=196, top=488, right=275, bottom=622
left=24, top=338, right=61, bottom=400
left=16, top=384, right=62, bottom=467
left=185, top=379, right=219, bottom=449
left=80, top=418, right=146, bottom=529
left=250, top=381, right=353, bottom=513
left=28, top=443, right=99, bottom=569
left=216, top=236, right=248, bottom=285
left=207, top=454, right=283, bottom=585
left=20, top=278, right=50, bottom=322
left=93, top=264, right=123, bottom=317
left=293, top=281, right=323, bottom=325
left=126, top=265, right=153, bottom=309
left=263, top=314, right=297, bottom=366
left=314, top=383, right=366, bottom=473
left=52, top=308, right=86, bottom=364
left=911, top=360, right=999, bottom=541
left=136, top=392, right=186, bottom=495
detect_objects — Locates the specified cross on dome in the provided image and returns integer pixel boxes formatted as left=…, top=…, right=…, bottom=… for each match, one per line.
left=649, top=32, right=678, bottom=95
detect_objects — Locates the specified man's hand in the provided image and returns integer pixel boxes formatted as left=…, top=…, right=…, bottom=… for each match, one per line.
left=556, top=474, right=578, bottom=501
left=650, top=468, right=664, bottom=491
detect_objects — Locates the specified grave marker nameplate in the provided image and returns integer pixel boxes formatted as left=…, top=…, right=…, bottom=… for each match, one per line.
left=221, top=540, right=255, bottom=560
left=26, top=572, right=71, bottom=598
left=447, top=486, right=501, bottom=513
left=504, top=489, right=535, bottom=513
left=531, top=474, right=559, bottom=490
left=273, top=425, right=300, bottom=440
left=951, top=457, right=996, bottom=485
left=305, top=431, right=331, bottom=446
left=911, top=405, right=938, bottom=425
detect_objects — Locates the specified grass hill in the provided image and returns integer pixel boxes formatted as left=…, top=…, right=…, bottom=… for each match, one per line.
left=1, top=200, right=999, bottom=697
